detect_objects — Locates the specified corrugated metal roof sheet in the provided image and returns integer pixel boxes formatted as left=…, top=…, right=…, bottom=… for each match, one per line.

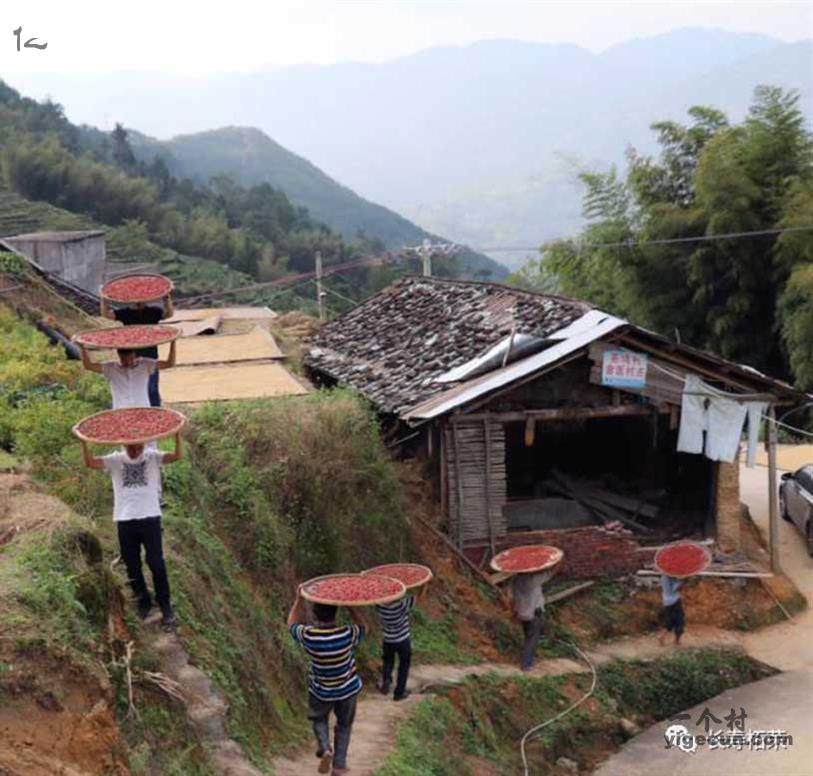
left=403, top=313, right=626, bottom=421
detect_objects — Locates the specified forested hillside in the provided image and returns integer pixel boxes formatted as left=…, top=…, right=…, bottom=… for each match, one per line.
left=12, top=29, right=809, bottom=265
left=509, top=86, right=813, bottom=390
left=127, top=126, right=506, bottom=280
left=0, top=80, right=501, bottom=309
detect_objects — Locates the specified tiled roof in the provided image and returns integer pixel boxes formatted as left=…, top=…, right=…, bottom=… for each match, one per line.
left=305, top=276, right=590, bottom=415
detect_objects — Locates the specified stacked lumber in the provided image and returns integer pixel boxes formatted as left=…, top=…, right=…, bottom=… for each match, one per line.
left=545, top=471, right=659, bottom=533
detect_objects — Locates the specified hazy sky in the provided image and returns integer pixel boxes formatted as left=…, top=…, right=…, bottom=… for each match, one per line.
left=3, top=0, right=811, bottom=75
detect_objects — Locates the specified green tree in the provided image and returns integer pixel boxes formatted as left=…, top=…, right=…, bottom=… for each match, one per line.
left=111, top=123, right=136, bottom=169
left=510, top=86, right=813, bottom=385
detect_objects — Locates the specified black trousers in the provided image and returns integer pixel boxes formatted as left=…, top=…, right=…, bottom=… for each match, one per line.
left=663, top=600, right=685, bottom=636
left=521, top=609, right=544, bottom=670
left=148, top=370, right=161, bottom=407
left=382, top=638, right=412, bottom=697
left=117, top=516, right=171, bottom=609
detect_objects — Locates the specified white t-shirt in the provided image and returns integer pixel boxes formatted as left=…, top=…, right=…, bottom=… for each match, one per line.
left=101, top=359, right=156, bottom=409
left=103, top=449, right=165, bottom=521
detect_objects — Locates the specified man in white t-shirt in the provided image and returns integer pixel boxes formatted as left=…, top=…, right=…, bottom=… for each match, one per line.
left=80, top=341, right=176, bottom=409
left=81, top=432, right=182, bottom=626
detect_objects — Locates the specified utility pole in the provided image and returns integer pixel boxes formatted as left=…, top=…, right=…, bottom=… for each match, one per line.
left=403, top=239, right=460, bottom=277
left=421, top=238, right=432, bottom=277
left=315, top=251, right=326, bottom=321
left=767, top=406, right=780, bottom=573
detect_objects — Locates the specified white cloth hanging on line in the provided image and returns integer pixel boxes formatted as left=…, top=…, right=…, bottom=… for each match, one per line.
left=676, top=375, right=708, bottom=455
left=745, top=402, right=768, bottom=467
left=676, top=373, right=763, bottom=463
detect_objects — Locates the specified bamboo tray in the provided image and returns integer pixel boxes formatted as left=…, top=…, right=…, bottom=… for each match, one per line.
left=362, top=563, right=433, bottom=590
left=73, top=407, right=186, bottom=445
left=490, top=545, right=564, bottom=574
left=300, top=573, right=406, bottom=607
left=73, top=324, right=180, bottom=350
left=101, top=273, right=174, bottom=304
left=654, top=541, right=712, bottom=578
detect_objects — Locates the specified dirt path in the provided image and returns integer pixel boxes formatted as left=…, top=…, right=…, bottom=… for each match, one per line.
left=148, top=623, right=264, bottom=776
left=270, top=628, right=743, bottom=776
left=593, top=465, right=813, bottom=776
left=738, top=465, right=813, bottom=672
left=272, top=465, right=812, bottom=776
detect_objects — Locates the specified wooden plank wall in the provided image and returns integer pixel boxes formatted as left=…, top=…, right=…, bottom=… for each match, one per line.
left=445, top=417, right=508, bottom=547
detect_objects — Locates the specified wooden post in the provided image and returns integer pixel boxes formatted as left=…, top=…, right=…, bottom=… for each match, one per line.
left=451, top=419, right=465, bottom=549
left=315, top=251, right=326, bottom=321
left=767, top=405, right=780, bottom=573
left=524, top=416, right=536, bottom=447
left=483, top=416, right=496, bottom=557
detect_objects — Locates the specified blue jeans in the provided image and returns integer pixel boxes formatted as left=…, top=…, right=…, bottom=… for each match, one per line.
left=148, top=371, right=161, bottom=407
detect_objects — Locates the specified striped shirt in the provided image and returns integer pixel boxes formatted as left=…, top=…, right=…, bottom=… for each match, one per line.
left=375, top=595, right=414, bottom=644
left=290, top=623, right=365, bottom=702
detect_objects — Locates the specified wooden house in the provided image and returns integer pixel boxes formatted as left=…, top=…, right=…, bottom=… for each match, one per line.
left=305, top=277, right=806, bottom=576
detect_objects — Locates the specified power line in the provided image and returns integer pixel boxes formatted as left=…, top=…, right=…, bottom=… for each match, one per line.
left=472, top=224, right=813, bottom=253
left=312, top=279, right=359, bottom=307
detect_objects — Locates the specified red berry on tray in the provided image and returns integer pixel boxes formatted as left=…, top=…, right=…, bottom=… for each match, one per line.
left=101, top=274, right=173, bottom=303
left=362, top=563, right=433, bottom=588
left=301, top=574, right=406, bottom=606
left=654, top=542, right=711, bottom=578
left=74, top=325, right=179, bottom=349
left=74, top=408, right=186, bottom=445
left=490, top=545, right=564, bottom=573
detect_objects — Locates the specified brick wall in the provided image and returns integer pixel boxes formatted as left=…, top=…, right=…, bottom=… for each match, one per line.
left=716, top=457, right=741, bottom=552
left=465, top=525, right=645, bottom=578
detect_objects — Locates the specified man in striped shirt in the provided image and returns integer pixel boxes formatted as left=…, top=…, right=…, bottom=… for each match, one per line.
left=375, top=591, right=418, bottom=701
left=288, top=586, right=366, bottom=775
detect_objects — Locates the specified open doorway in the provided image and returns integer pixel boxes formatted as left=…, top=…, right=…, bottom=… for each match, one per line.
left=503, top=414, right=714, bottom=540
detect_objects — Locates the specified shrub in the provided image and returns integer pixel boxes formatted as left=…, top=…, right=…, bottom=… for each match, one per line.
left=187, top=392, right=408, bottom=579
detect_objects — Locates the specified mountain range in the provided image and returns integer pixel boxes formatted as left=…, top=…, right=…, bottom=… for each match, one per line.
left=9, top=27, right=812, bottom=268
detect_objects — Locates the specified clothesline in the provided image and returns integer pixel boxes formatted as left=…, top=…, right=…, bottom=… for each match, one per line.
left=647, top=359, right=813, bottom=438
left=648, top=360, right=777, bottom=401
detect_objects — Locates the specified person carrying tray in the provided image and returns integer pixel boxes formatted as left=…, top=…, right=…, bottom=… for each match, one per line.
left=512, top=570, right=554, bottom=671
left=100, top=292, right=174, bottom=407
left=658, top=574, right=685, bottom=646
left=287, top=587, right=366, bottom=776
left=80, top=431, right=182, bottom=627
left=375, top=583, right=426, bottom=701
left=80, top=341, right=176, bottom=409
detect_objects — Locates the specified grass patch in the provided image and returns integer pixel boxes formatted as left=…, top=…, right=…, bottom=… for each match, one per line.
left=376, top=697, right=466, bottom=776
left=377, top=648, right=777, bottom=775
left=411, top=608, right=483, bottom=665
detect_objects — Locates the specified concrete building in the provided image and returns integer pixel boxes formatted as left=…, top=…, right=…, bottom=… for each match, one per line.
left=2, top=231, right=106, bottom=295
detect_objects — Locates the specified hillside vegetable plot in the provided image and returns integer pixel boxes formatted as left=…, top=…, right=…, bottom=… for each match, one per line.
left=490, top=545, right=564, bottom=574
left=300, top=573, right=406, bottom=606
left=73, top=407, right=186, bottom=445
left=101, top=274, right=173, bottom=303
left=73, top=325, right=179, bottom=350
left=362, top=563, right=433, bottom=590
left=654, top=541, right=711, bottom=578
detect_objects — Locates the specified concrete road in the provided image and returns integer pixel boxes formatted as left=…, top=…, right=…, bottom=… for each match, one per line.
left=593, top=670, right=813, bottom=776
left=593, top=464, right=813, bottom=775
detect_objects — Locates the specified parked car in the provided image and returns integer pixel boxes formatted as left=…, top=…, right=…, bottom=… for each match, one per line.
left=780, top=465, right=813, bottom=556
